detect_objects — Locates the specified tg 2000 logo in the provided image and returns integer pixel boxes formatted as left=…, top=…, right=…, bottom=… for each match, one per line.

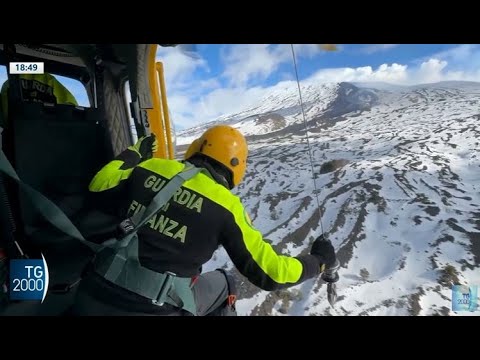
left=9, top=255, right=49, bottom=302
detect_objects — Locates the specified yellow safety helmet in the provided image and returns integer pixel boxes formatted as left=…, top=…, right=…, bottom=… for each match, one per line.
left=197, top=125, right=248, bottom=187
left=184, top=138, right=201, bottom=160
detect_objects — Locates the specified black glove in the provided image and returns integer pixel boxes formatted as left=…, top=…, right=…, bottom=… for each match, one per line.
left=130, top=134, right=158, bottom=159
left=310, top=235, right=337, bottom=270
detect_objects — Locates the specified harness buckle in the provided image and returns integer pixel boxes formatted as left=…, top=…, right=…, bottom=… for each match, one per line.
left=152, top=271, right=176, bottom=306
left=49, top=279, right=81, bottom=294
left=117, top=218, right=135, bottom=236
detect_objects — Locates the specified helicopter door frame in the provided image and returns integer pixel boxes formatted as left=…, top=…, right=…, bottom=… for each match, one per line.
left=146, top=44, right=175, bottom=160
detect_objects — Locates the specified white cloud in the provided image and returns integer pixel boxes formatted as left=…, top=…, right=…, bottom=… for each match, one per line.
left=156, top=46, right=208, bottom=91
left=168, top=94, right=194, bottom=114
left=360, top=44, right=398, bottom=54
left=306, top=54, right=480, bottom=85
left=221, top=44, right=291, bottom=87
left=220, top=44, right=322, bottom=87
left=414, top=59, right=449, bottom=83
left=430, top=44, right=477, bottom=63
left=196, top=86, right=267, bottom=120
left=411, top=54, right=480, bottom=84
left=169, top=85, right=269, bottom=129
left=308, top=63, right=409, bottom=84
left=427, top=44, right=480, bottom=73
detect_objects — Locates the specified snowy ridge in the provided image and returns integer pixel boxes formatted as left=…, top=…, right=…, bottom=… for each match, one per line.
left=180, top=81, right=480, bottom=316
left=177, top=83, right=341, bottom=143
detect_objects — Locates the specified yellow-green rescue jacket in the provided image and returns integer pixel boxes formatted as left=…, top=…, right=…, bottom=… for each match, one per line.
left=88, top=147, right=321, bottom=295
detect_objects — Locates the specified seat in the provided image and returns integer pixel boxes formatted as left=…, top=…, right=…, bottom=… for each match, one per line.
left=1, top=97, right=116, bottom=315
left=11, top=103, right=108, bottom=227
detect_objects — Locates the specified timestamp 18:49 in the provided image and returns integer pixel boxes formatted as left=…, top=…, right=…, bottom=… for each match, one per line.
left=9, top=62, right=44, bottom=74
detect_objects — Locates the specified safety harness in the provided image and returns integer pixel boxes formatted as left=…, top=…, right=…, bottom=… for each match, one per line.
left=0, top=140, right=203, bottom=315
left=91, top=164, right=203, bottom=314
left=216, top=268, right=237, bottom=312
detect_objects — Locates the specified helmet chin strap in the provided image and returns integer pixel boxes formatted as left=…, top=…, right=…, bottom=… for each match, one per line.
left=188, top=154, right=233, bottom=189
left=205, top=161, right=232, bottom=189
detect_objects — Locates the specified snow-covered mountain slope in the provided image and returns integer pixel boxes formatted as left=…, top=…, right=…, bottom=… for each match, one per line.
left=178, top=82, right=378, bottom=143
left=179, top=81, right=480, bottom=316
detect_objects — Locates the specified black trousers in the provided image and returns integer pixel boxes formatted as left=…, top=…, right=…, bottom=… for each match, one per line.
left=71, top=270, right=237, bottom=316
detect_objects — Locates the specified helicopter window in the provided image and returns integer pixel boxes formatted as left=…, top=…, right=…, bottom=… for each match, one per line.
left=0, top=66, right=89, bottom=108
left=53, top=74, right=89, bottom=107
left=0, top=65, right=5, bottom=89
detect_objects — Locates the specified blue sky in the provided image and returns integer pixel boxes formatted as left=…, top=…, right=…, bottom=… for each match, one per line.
left=1, top=44, right=479, bottom=131
left=191, top=44, right=458, bottom=87
left=156, top=44, right=480, bottom=130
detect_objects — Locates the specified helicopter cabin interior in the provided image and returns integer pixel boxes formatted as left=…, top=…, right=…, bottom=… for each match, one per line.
left=0, top=43, right=176, bottom=315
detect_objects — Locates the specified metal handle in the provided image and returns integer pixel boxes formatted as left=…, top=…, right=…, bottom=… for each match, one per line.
left=321, top=260, right=340, bottom=307
left=321, top=259, right=340, bottom=283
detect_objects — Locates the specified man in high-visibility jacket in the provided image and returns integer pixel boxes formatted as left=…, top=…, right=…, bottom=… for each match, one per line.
left=0, top=73, right=78, bottom=127
left=72, top=125, right=337, bottom=316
